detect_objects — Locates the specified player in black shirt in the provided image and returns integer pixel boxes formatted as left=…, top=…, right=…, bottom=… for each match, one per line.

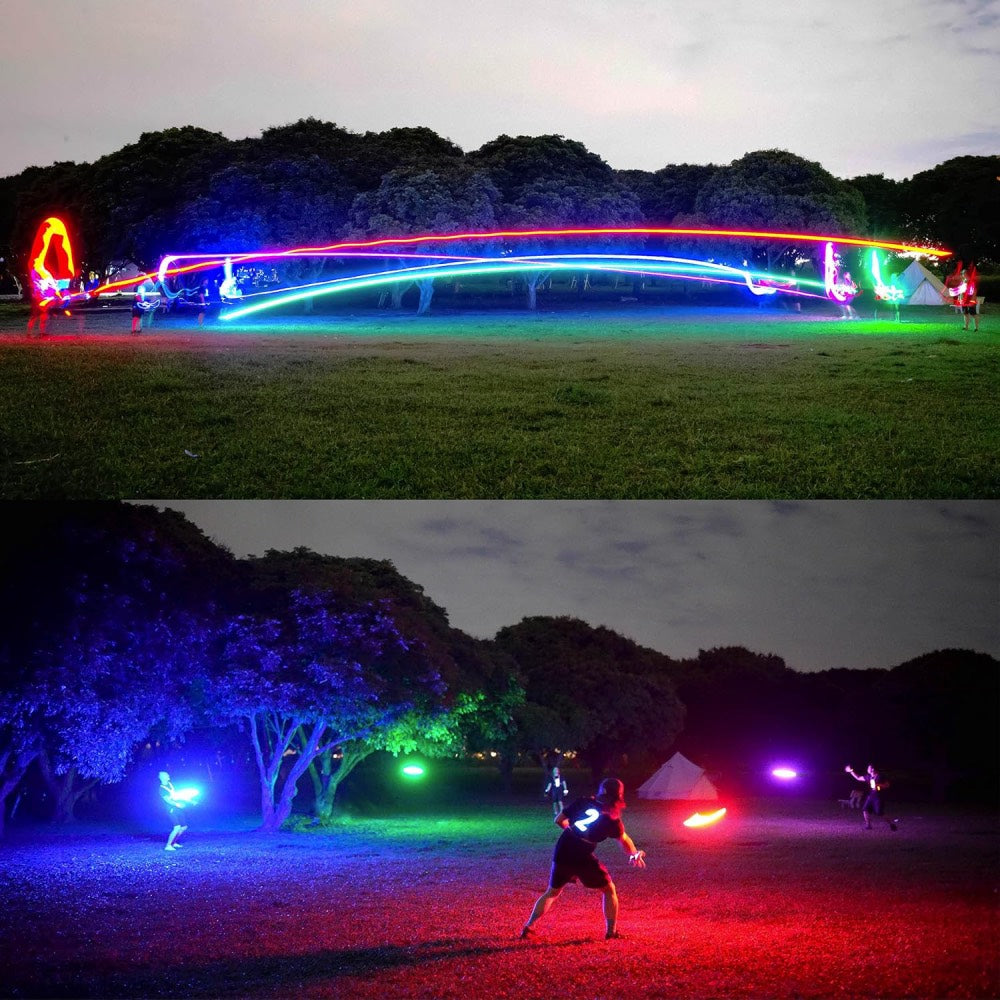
left=519, top=778, right=646, bottom=941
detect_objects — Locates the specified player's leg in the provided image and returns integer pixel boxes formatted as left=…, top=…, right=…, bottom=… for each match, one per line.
left=602, top=881, right=620, bottom=938
left=521, top=885, right=563, bottom=936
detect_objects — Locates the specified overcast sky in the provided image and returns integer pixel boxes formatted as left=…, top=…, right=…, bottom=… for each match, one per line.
left=3, top=0, right=997, bottom=181
left=154, top=501, right=998, bottom=673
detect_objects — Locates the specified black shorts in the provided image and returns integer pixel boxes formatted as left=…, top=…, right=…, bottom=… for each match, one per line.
left=962, top=305, right=976, bottom=315
left=167, top=807, right=187, bottom=825
left=862, top=791, right=882, bottom=815
left=550, top=852, right=611, bottom=890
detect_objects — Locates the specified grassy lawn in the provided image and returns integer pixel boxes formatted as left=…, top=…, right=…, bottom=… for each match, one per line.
left=0, top=306, right=996, bottom=498
left=0, top=796, right=995, bottom=998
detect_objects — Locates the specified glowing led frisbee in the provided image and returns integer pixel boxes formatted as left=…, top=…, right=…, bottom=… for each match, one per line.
left=771, top=767, right=798, bottom=780
left=683, top=807, right=727, bottom=828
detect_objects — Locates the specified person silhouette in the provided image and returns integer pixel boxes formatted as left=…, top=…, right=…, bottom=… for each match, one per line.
left=520, top=778, right=646, bottom=941
left=159, top=771, right=189, bottom=851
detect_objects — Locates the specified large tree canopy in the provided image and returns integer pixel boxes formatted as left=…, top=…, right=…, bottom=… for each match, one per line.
left=692, top=149, right=867, bottom=271
left=899, top=155, right=1000, bottom=267
left=349, top=164, right=501, bottom=312
left=494, top=615, right=684, bottom=782
left=241, top=550, right=519, bottom=821
left=0, top=503, right=230, bottom=830
left=467, top=134, right=642, bottom=306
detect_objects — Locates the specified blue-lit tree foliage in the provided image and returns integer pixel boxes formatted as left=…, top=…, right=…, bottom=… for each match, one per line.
left=211, top=590, right=446, bottom=832
left=0, top=504, right=227, bottom=830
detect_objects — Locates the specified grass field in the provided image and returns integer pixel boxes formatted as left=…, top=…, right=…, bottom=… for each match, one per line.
left=0, top=796, right=996, bottom=999
left=0, top=306, right=996, bottom=499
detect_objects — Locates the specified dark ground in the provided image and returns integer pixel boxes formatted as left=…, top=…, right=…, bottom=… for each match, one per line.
left=1, top=798, right=996, bottom=999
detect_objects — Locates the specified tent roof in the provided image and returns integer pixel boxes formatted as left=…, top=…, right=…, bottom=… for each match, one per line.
left=897, top=259, right=947, bottom=305
left=637, top=751, right=718, bottom=800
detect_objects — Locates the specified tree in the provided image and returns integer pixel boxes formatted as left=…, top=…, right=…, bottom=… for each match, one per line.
left=848, top=173, right=906, bottom=239
left=691, top=149, right=867, bottom=273
left=173, top=154, right=357, bottom=309
left=494, top=616, right=684, bottom=782
left=241, top=550, right=519, bottom=819
left=83, top=127, right=233, bottom=270
left=348, top=165, right=500, bottom=313
left=468, top=135, right=643, bottom=308
left=874, top=649, right=999, bottom=802
left=209, top=585, right=454, bottom=831
left=618, top=163, right=719, bottom=224
left=0, top=503, right=229, bottom=831
left=898, top=156, right=1000, bottom=267
left=355, top=126, right=465, bottom=190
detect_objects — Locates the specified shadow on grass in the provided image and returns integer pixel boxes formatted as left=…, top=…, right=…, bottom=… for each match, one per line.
left=7, top=935, right=590, bottom=998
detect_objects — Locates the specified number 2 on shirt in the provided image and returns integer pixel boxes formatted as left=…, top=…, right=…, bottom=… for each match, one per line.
left=574, top=807, right=600, bottom=833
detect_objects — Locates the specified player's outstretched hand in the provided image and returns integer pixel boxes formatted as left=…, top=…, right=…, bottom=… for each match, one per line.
left=629, top=850, right=646, bottom=868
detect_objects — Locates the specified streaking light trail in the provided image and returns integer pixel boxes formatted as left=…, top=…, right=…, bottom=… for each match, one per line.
left=771, top=768, right=798, bottom=780
left=28, top=216, right=78, bottom=308
left=104, top=226, right=951, bottom=300
left=27, top=220, right=952, bottom=321
left=219, top=252, right=824, bottom=321
left=683, top=808, right=728, bottom=828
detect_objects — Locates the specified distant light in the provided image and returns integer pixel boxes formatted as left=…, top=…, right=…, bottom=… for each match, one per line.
left=683, top=807, right=727, bottom=828
left=401, top=764, right=425, bottom=778
left=771, top=767, right=798, bottom=780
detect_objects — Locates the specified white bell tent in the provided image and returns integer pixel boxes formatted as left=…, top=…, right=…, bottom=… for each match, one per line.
left=637, top=752, right=718, bottom=801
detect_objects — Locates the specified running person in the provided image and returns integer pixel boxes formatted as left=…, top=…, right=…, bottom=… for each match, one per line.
left=520, top=778, right=646, bottom=941
left=845, top=764, right=897, bottom=831
left=159, top=771, right=189, bottom=851
left=543, top=766, right=570, bottom=816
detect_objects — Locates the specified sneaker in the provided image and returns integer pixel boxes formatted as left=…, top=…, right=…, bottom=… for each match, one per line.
left=889, top=821, right=898, bottom=831
left=864, top=824, right=872, bottom=830
left=164, top=845, right=177, bottom=851
left=518, top=926, right=535, bottom=940
left=605, top=930, right=625, bottom=940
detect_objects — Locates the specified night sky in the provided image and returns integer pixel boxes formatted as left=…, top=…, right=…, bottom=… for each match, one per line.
left=154, top=501, right=999, bottom=673
left=3, top=0, right=997, bottom=180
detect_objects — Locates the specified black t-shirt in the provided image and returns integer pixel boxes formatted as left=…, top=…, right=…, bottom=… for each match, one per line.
left=557, top=797, right=624, bottom=854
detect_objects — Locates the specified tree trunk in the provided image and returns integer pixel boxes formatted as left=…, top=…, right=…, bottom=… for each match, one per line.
left=524, top=271, right=550, bottom=311
left=0, top=744, right=40, bottom=839
left=415, top=278, right=434, bottom=315
left=36, top=751, right=97, bottom=824
left=256, top=718, right=327, bottom=833
left=497, top=747, right=517, bottom=794
left=308, top=744, right=370, bottom=822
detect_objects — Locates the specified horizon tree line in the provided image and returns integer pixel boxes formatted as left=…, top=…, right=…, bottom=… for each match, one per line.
left=1, top=122, right=995, bottom=311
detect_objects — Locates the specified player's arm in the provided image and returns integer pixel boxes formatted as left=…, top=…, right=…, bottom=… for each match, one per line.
left=618, top=830, right=646, bottom=867
left=554, top=810, right=570, bottom=830
left=844, top=765, right=863, bottom=782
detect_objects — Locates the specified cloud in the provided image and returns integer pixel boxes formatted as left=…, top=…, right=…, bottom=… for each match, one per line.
left=156, top=500, right=999, bottom=672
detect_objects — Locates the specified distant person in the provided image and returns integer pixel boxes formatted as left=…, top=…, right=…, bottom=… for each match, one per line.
left=839, top=274, right=859, bottom=320
left=131, top=277, right=159, bottom=334
left=845, top=764, right=897, bottom=831
left=26, top=299, right=50, bottom=338
left=958, top=264, right=980, bottom=333
left=543, top=766, right=569, bottom=816
left=196, top=279, right=210, bottom=327
left=519, top=778, right=646, bottom=941
left=159, top=771, right=189, bottom=851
